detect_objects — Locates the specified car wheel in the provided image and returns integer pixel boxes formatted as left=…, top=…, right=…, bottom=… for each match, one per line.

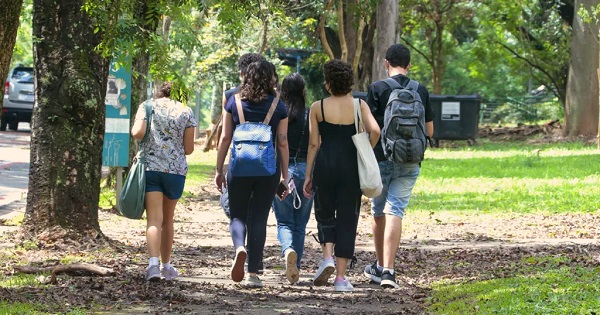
left=0, top=117, right=7, bottom=131
left=8, top=120, right=18, bottom=131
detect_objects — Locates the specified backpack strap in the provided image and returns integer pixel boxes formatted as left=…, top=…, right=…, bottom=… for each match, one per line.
left=263, top=93, right=280, bottom=124
left=234, top=93, right=246, bottom=124
left=383, top=78, right=402, bottom=90
left=406, top=79, right=419, bottom=91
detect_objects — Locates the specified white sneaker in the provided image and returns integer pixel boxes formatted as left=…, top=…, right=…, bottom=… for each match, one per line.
left=244, top=274, right=264, bottom=288
left=231, top=246, right=247, bottom=282
left=146, top=265, right=161, bottom=281
left=284, top=248, right=299, bottom=284
left=161, top=266, right=179, bottom=280
left=313, top=259, right=335, bottom=286
left=334, top=277, right=354, bottom=292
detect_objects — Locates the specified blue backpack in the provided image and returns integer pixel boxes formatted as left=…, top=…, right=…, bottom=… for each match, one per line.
left=229, top=94, right=279, bottom=177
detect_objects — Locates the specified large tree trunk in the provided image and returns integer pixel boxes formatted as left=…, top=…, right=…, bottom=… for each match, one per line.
left=371, top=0, right=397, bottom=82
left=24, top=0, right=109, bottom=241
left=0, top=0, right=24, bottom=112
left=564, top=0, right=599, bottom=136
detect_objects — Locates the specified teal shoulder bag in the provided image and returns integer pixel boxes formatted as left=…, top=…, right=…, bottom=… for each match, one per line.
left=119, top=101, right=153, bottom=219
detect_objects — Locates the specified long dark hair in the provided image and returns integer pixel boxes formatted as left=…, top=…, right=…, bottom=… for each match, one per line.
left=281, top=73, right=306, bottom=122
left=240, top=60, right=276, bottom=103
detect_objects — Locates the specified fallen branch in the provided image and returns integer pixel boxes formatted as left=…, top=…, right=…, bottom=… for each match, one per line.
left=14, top=263, right=114, bottom=284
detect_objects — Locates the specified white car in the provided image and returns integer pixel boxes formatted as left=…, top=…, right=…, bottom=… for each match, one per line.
left=2, top=66, right=34, bottom=131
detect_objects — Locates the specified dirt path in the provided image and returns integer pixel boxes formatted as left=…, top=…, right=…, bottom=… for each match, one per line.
left=1, top=182, right=599, bottom=314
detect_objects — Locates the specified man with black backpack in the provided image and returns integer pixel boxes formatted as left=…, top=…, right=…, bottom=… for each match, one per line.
left=363, top=44, right=434, bottom=288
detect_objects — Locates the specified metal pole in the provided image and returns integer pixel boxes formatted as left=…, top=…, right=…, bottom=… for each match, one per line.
left=116, top=167, right=123, bottom=211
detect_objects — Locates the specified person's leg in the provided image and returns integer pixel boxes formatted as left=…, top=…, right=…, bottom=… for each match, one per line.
left=245, top=171, right=279, bottom=286
left=365, top=161, right=392, bottom=283
left=312, top=182, right=336, bottom=286
left=146, top=192, right=164, bottom=259
left=273, top=191, right=294, bottom=256
left=333, top=182, right=361, bottom=279
left=290, top=162, right=313, bottom=269
left=381, top=163, right=420, bottom=288
left=159, top=173, right=185, bottom=266
left=227, top=173, right=254, bottom=282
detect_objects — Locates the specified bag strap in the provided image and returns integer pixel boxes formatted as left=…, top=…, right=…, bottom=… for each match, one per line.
left=138, top=100, right=154, bottom=158
left=235, top=93, right=280, bottom=125
left=234, top=94, right=246, bottom=124
left=383, top=78, right=402, bottom=90
left=407, top=79, right=419, bottom=91
left=263, top=93, right=280, bottom=124
left=353, top=98, right=365, bottom=134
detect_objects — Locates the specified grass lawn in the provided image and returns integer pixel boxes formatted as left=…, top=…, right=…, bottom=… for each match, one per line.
left=413, top=140, right=600, bottom=214
left=429, top=256, right=600, bottom=315
left=418, top=139, right=600, bottom=314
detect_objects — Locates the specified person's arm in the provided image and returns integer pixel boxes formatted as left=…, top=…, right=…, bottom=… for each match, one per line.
left=183, top=127, right=195, bottom=155
left=276, top=118, right=289, bottom=183
left=426, top=121, right=434, bottom=139
left=360, top=100, right=381, bottom=147
left=214, top=111, right=234, bottom=192
left=303, top=102, right=320, bottom=198
left=131, top=103, right=148, bottom=141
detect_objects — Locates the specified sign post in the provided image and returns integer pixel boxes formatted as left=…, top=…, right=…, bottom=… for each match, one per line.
left=102, top=60, right=132, bottom=210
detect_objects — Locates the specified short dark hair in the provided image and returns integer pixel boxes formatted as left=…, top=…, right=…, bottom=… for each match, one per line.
left=157, top=81, right=171, bottom=98
left=323, top=59, right=354, bottom=96
left=385, top=44, right=410, bottom=68
left=240, top=60, right=276, bottom=103
left=238, top=53, right=266, bottom=76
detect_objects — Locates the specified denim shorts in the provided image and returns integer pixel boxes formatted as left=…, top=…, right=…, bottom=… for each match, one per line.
left=371, top=161, right=420, bottom=219
left=146, top=171, right=186, bottom=200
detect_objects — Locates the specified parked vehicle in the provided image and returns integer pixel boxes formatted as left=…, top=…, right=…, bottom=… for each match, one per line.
left=2, top=66, right=34, bottom=131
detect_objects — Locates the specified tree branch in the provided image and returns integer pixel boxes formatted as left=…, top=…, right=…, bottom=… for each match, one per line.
left=497, top=41, right=564, bottom=102
left=401, top=37, right=433, bottom=67
left=352, top=17, right=366, bottom=83
left=337, top=0, right=347, bottom=62
left=318, top=0, right=335, bottom=59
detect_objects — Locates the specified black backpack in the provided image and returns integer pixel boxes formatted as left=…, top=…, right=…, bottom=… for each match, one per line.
left=381, top=78, right=428, bottom=164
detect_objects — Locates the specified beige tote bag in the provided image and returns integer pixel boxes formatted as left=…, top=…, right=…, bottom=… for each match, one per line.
left=351, top=98, right=383, bottom=198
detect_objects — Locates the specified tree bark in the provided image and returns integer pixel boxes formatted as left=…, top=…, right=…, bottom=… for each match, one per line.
left=337, top=0, right=347, bottom=62
left=564, top=0, right=599, bottom=136
left=0, top=0, right=24, bottom=112
left=24, top=0, right=109, bottom=241
left=372, top=0, right=397, bottom=82
left=318, top=0, right=335, bottom=60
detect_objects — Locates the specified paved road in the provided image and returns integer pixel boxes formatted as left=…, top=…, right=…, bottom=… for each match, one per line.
left=0, top=123, right=30, bottom=218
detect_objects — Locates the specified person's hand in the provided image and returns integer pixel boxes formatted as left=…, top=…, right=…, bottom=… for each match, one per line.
left=215, top=172, right=226, bottom=193
left=303, top=178, right=314, bottom=198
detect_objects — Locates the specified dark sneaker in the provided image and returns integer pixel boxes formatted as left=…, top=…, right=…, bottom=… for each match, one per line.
left=380, top=270, right=400, bottom=289
left=146, top=265, right=161, bottom=281
left=364, top=262, right=382, bottom=284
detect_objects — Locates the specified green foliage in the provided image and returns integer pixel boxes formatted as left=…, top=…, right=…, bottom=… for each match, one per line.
left=414, top=140, right=600, bottom=214
left=10, top=0, right=33, bottom=67
left=429, top=256, right=600, bottom=314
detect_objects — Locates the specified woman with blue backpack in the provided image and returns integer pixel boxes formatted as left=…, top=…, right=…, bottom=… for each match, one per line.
left=272, top=73, right=313, bottom=285
left=215, top=59, right=289, bottom=288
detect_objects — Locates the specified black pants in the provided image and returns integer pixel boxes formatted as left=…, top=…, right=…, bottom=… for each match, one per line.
left=313, top=156, right=361, bottom=259
left=227, top=167, right=280, bottom=273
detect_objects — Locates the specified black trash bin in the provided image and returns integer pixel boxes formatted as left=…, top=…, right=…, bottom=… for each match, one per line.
left=429, top=94, right=481, bottom=146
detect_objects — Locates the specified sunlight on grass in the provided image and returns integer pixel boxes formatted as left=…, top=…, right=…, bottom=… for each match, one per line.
left=416, top=141, right=600, bottom=213
left=185, top=149, right=217, bottom=193
left=0, top=274, right=43, bottom=288
left=429, top=258, right=600, bottom=314
left=0, top=301, right=88, bottom=315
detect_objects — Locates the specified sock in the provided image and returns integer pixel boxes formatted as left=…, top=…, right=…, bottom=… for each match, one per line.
left=148, top=257, right=159, bottom=267
left=383, top=268, right=394, bottom=275
left=324, top=256, right=334, bottom=264
left=162, top=262, right=172, bottom=270
left=376, top=263, right=384, bottom=272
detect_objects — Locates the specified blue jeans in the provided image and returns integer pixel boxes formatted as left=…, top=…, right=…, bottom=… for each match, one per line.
left=371, top=161, right=420, bottom=219
left=272, top=162, right=314, bottom=269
